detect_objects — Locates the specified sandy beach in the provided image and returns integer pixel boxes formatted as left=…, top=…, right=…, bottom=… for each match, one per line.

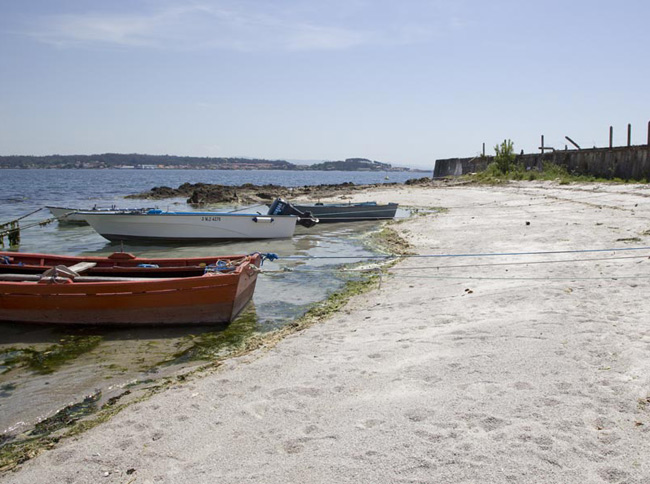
left=3, top=181, right=650, bottom=483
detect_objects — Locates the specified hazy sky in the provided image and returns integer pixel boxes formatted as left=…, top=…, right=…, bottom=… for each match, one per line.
left=1, top=0, right=648, bottom=168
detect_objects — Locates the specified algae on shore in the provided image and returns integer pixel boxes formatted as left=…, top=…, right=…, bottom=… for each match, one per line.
left=1, top=335, right=103, bottom=375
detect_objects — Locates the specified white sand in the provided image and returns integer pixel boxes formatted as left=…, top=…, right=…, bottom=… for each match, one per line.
left=4, top=181, right=650, bottom=483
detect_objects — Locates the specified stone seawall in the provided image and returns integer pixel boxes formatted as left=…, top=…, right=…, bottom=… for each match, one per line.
left=434, top=145, right=650, bottom=180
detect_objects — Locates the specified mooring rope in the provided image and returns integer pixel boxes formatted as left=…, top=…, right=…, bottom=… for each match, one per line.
left=256, top=249, right=650, bottom=282
left=380, top=273, right=650, bottom=282
left=0, top=216, right=57, bottom=237
left=0, top=207, right=43, bottom=226
left=275, top=246, right=650, bottom=260
left=259, top=253, right=649, bottom=273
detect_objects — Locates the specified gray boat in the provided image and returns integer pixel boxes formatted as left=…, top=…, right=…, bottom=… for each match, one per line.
left=291, top=201, right=398, bottom=223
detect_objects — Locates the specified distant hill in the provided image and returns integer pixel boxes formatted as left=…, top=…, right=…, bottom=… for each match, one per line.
left=0, top=154, right=418, bottom=171
left=308, top=158, right=394, bottom=171
left=0, top=154, right=296, bottom=170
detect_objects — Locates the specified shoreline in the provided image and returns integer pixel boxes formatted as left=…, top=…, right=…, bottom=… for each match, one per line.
left=3, top=180, right=650, bottom=482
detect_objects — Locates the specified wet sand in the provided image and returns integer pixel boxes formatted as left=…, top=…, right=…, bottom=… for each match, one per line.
left=3, top=181, right=650, bottom=483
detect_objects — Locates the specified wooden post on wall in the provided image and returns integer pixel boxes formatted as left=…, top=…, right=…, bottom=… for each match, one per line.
left=609, top=126, right=613, bottom=148
left=627, top=124, right=632, bottom=146
left=540, top=135, right=544, bottom=153
left=647, top=121, right=650, bottom=146
left=482, top=143, right=485, bottom=157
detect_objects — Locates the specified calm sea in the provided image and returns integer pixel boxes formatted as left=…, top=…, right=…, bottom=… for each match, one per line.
left=0, top=169, right=418, bottom=440
left=1, top=168, right=420, bottom=212
left=1, top=168, right=420, bottom=253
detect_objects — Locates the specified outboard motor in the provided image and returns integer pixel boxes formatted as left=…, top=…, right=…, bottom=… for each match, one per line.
left=267, top=198, right=319, bottom=228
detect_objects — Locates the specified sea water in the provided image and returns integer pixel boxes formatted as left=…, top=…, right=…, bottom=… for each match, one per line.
left=0, top=169, right=416, bottom=441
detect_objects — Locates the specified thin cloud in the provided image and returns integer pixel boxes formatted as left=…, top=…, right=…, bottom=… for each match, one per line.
left=28, top=2, right=454, bottom=52
left=284, top=24, right=371, bottom=51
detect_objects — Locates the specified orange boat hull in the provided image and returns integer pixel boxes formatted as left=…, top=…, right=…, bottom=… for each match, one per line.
left=0, top=253, right=261, bottom=325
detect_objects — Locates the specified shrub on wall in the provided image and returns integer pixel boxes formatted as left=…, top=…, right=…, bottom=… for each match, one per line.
left=494, top=139, right=515, bottom=174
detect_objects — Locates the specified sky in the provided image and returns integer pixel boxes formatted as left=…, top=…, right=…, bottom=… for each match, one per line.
left=1, top=0, right=649, bottom=169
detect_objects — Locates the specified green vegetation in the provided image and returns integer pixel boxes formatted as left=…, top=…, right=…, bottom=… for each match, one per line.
left=365, top=224, right=415, bottom=255
left=469, top=159, right=638, bottom=185
left=162, top=306, right=259, bottom=365
left=0, top=391, right=136, bottom=472
left=494, top=139, right=516, bottom=174
left=1, top=335, right=103, bottom=375
left=29, top=394, right=101, bottom=437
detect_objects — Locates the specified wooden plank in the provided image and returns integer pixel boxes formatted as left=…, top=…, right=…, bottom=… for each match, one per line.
left=67, top=262, right=97, bottom=273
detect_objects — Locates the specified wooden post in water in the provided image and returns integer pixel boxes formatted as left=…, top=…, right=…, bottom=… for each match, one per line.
left=609, top=126, right=613, bottom=148
left=627, top=124, right=632, bottom=146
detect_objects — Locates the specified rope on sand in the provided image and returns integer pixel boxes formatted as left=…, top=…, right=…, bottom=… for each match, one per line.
left=277, top=246, right=650, bottom=260
left=257, top=249, right=650, bottom=281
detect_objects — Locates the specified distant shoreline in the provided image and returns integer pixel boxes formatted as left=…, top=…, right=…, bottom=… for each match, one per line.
left=0, top=155, right=427, bottom=172
left=0, top=166, right=428, bottom=172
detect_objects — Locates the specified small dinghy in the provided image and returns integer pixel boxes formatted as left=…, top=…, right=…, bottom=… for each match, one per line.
left=0, top=251, right=263, bottom=325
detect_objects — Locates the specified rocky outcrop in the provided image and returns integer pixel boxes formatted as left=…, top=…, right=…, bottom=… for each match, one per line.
left=126, top=180, right=423, bottom=205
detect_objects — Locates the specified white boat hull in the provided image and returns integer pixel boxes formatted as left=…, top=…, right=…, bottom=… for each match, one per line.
left=46, top=206, right=91, bottom=224
left=82, top=212, right=299, bottom=241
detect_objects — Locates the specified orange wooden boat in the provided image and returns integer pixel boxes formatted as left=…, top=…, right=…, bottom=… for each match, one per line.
left=0, top=251, right=262, bottom=325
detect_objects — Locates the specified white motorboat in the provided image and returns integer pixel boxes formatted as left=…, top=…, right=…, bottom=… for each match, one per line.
left=81, top=199, right=317, bottom=242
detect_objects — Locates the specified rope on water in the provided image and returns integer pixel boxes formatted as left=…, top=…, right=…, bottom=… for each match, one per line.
left=0, top=208, right=53, bottom=247
left=1, top=207, right=43, bottom=225
left=0, top=217, right=57, bottom=238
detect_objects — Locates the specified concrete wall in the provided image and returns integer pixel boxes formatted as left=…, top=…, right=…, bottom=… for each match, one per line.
left=433, top=157, right=490, bottom=178
left=434, top=145, right=650, bottom=181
